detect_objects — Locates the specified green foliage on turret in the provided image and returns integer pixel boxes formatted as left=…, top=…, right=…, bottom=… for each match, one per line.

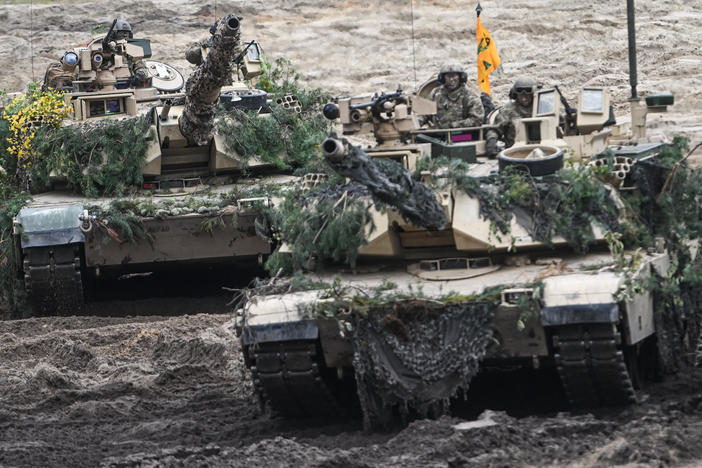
left=0, top=86, right=152, bottom=198
left=31, top=117, right=152, bottom=197
left=264, top=183, right=373, bottom=275
left=417, top=156, right=620, bottom=253
left=216, top=57, right=331, bottom=171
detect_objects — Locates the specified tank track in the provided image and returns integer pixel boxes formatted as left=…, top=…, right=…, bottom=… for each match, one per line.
left=23, top=244, right=84, bottom=316
left=552, top=322, right=636, bottom=407
left=247, top=340, right=345, bottom=417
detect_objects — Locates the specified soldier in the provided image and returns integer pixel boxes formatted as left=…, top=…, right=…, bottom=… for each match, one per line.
left=485, top=76, right=537, bottom=157
left=110, top=19, right=149, bottom=83
left=427, top=62, right=484, bottom=129
left=112, top=19, right=133, bottom=41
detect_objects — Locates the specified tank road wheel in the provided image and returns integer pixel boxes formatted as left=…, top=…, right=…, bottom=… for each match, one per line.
left=551, top=323, right=637, bottom=408
left=23, top=244, right=84, bottom=316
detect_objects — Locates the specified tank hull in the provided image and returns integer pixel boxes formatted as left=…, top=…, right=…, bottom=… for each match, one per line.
left=14, top=187, right=272, bottom=315
left=240, top=251, right=668, bottom=427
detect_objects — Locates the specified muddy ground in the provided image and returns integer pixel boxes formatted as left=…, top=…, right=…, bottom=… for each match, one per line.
left=3, top=310, right=702, bottom=467
left=3, top=0, right=702, bottom=466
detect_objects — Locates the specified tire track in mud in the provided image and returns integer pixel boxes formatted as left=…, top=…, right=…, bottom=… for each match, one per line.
left=0, top=314, right=267, bottom=466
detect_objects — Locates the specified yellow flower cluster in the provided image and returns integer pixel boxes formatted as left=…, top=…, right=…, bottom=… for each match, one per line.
left=3, top=90, right=69, bottom=169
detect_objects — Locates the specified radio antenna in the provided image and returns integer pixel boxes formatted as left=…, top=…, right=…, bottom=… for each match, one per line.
left=410, top=0, right=417, bottom=89
left=30, top=0, right=35, bottom=83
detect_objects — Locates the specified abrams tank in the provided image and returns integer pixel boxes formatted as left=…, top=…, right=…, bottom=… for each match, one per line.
left=235, top=80, right=697, bottom=430
left=9, top=14, right=290, bottom=316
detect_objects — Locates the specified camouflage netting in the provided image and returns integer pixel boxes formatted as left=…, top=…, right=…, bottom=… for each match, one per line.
left=352, top=299, right=496, bottom=430
left=264, top=141, right=448, bottom=274
left=325, top=137, right=447, bottom=230
left=264, top=182, right=372, bottom=273
left=218, top=105, right=329, bottom=171
left=215, top=56, right=332, bottom=172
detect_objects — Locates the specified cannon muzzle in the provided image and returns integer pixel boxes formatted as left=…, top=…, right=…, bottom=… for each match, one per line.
left=322, top=137, right=348, bottom=162
left=224, top=15, right=240, bottom=35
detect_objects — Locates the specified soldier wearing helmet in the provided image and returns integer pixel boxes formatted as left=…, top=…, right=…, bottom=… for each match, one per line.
left=108, top=19, right=148, bottom=83
left=485, top=76, right=537, bottom=157
left=41, top=18, right=147, bottom=91
left=426, top=62, right=484, bottom=129
left=113, top=20, right=133, bottom=41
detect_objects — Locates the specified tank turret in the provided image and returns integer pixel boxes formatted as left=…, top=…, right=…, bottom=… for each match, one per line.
left=179, top=14, right=242, bottom=146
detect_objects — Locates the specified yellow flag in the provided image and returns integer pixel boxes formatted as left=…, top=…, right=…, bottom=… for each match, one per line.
left=476, top=16, right=501, bottom=95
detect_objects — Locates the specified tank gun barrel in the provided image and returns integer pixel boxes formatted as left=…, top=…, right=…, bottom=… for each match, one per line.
left=322, top=135, right=446, bottom=230
left=321, top=137, right=348, bottom=161
left=179, top=14, right=242, bottom=146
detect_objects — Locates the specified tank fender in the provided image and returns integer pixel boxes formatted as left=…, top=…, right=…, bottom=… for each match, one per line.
left=15, top=204, right=85, bottom=248
left=242, top=320, right=318, bottom=345
left=242, top=290, right=323, bottom=345
left=541, top=303, right=619, bottom=327
left=539, top=272, right=621, bottom=326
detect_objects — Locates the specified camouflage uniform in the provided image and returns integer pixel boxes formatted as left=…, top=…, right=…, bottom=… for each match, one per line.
left=108, top=20, right=149, bottom=83
left=429, top=85, right=484, bottom=129
left=485, top=100, right=533, bottom=148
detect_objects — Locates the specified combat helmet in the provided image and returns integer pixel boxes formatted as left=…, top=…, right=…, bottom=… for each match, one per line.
left=113, top=19, right=133, bottom=40
left=509, top=76, right=537, bottom=100
left=437, top=62, right=468, bottom=85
